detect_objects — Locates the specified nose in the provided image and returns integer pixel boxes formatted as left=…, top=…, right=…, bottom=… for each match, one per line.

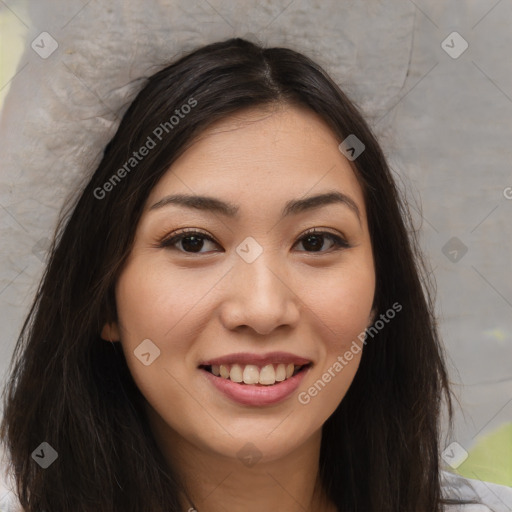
left=218, top=253, right=301, bottom=336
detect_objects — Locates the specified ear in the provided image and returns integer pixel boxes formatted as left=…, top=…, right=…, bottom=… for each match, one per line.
left=100, top=322, right=120, bottom=342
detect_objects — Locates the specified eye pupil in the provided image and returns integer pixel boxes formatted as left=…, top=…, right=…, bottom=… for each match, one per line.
left=303, top=234, right=323, bottom=252
left=181, top=235, right=204, bottom=253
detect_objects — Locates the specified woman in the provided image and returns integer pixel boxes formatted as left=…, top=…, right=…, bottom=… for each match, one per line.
left=0, top=37, right=508, bottom=511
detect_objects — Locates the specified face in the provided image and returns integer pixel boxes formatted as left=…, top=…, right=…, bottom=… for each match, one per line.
left=102, top=103, right=376, bottom=465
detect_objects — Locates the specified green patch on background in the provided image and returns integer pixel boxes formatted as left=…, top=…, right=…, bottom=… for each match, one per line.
left=0, top=2, right=29, bottom=110
left=456, top=422, right=512, bottom=487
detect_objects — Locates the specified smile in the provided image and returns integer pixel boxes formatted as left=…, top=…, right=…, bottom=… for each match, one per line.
left=200, top=363, right=311, bottom=386
left=198, top=351, right=313, bottom=406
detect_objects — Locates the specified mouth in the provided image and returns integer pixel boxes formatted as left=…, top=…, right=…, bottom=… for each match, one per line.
left=199, top=362, right=312, bottom=386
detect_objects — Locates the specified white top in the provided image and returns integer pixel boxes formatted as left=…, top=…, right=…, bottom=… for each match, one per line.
left=1, top=468, right=511, bottom=511
left=441, top=470, right=512, bottom=512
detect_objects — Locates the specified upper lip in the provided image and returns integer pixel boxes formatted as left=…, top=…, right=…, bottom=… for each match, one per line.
left=199, top=351, right=312, bottom=367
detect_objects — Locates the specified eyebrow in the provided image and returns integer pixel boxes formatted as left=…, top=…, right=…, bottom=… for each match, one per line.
left=149, top=191, right=361, bottom=225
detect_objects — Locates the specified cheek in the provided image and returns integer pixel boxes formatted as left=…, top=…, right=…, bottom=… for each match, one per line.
left=113, top=261, right=205, bottom=423
left=114, top=257, right=220, bottom=353
left=112, top=257, right=236, bottom=414
left=112, top=261, right=194, bottom=397
left=295, top=271, right=373, bottom=420
left=292, top=258, right=374, bottom=413
left=304, top=259, right=375, bottom=351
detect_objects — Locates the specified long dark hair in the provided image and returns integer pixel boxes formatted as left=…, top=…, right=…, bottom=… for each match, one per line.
left=1, top=37, right=478, bottom=511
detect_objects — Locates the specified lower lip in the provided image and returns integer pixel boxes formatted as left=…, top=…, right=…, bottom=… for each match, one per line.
left=200, top=366, right=310, bottom=406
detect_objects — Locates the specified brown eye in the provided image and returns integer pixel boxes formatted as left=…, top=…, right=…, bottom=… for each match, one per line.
left=159, top=230, right=220, bottom=254
left=159, top=228, right=350, bottom=255
left=295, top=229, right=350, bottom=253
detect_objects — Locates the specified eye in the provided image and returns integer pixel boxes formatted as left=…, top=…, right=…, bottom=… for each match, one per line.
left=294, top=228, right=351, bottom=253
left=158, top=228, right=351, bottom=254
left=158, top=228, right=220, bottom=254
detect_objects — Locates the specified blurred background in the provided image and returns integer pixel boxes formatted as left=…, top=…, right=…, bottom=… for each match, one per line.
left=0, top=0, right=511, bottom=491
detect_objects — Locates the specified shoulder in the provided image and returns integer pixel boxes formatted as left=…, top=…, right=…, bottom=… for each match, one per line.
left=441, top=469, right=512, bottom=512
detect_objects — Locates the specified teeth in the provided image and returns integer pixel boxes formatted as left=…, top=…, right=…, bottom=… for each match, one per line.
left=230, top=364, right=243, bottom=383
left=243, top=365, right=259, bottom=384
left=220, top=365, right=230, bottom=379
left=209, top=362, right=306, bottom=385
left=275, top=364, right=286, bottom=381
left=259, top=364, right=276, bottom=385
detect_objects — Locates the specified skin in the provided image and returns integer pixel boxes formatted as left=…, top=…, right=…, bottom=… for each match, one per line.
left=102, top=103, right=376, bottom=512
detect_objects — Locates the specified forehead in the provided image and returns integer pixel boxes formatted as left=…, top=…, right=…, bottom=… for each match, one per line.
left=145, top=104, right=367, bottom=223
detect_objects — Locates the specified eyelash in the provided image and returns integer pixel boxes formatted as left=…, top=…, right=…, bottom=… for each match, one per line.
left=158, top=227, right=351, bottom=254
